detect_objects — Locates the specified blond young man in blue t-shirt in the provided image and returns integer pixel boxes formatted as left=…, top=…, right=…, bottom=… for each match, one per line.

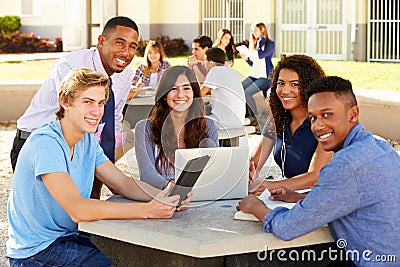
left=7, top=68, right=189, bottom=266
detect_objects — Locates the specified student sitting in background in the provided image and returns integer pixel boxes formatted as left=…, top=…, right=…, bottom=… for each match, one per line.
left=200, top=47, right=245, bottom=130
left=130, top=41, right=171, bottom=99
left=239, top=22, right=274, bottom=119
left=238, top=76, right=400, bottom=267
left=213, top=28, right=235, bottom=67
left=135, top=66, right=218, bottom=189
left=187, top=35, right=213, bottom=83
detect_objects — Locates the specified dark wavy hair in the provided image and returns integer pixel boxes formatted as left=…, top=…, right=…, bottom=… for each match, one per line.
left=150, top=66, right=208, bottom=175
left=267, top=54, right=325, bottom=138
left=215, top=28, right=235, bottom=63
left=192, top=35, right=213, bottom=49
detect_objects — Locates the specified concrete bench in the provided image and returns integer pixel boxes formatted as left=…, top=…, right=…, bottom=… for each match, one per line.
left=0, top=80, right=43, bottom=121
left=355, top=88, right=400, bottom=140
left=1, top=81, right=398, bottom=141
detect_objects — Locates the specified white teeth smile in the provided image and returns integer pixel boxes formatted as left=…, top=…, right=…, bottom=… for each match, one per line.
left=282, top=97, right=294, bottom=101
left=116, top=58, right=126, bottom=65
left=175, top=101, right=186, bottom=104
left=85, top=119, right=97, bottom=124
left=319, top=133, right=332, bottom=139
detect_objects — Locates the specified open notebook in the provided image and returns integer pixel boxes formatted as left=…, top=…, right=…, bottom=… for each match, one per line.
left=234, top=189, right=296, bottom=221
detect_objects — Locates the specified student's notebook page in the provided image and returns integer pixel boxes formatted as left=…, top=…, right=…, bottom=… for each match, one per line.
left=236, top=45, right=249, bottom=58
left=234, top=189, right=296, bottom=221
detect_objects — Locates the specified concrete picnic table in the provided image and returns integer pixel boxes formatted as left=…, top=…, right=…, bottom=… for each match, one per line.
left=79, top=195, right=336, bottom=266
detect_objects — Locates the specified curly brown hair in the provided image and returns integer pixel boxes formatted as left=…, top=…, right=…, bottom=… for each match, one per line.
left=149, top=66, right=208, bottom=176
left=267, top=54, right=325, bottom=138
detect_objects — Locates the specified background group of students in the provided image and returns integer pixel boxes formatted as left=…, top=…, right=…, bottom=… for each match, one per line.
left=129, top=22, right=275, bottom=126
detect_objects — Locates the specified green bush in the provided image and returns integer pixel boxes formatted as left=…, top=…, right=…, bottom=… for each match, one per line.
left=0, top=15, right=59, bottom=53
left=136, top=35, right=189, bottom=57
left=0, top=15, right=21, bottom=35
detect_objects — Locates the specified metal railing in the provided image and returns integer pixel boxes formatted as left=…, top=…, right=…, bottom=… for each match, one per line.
left=202, top=0, right=245, bottom=43
left=368, top=0, right=400, bottom=62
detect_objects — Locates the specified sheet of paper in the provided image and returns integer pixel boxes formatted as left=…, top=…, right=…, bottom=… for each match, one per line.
left=234, top=189, right=296, bottom=221
left=236, top=45, right=249, bottom=57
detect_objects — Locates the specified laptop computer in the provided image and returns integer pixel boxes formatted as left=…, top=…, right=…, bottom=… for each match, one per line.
left=174, top=146, right=249, bottom=201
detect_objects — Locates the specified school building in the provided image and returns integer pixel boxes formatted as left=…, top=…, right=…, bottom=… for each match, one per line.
left=1, top=0, right=399, bottom=62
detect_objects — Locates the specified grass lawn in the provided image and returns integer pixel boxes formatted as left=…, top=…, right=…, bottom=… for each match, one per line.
left=0, top=56, right=399, bottom=91
left=167, top=57, right=400, bottom=91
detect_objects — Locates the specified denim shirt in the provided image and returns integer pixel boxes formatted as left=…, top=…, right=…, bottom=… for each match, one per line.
left=263, top=124, right=400, bottom=266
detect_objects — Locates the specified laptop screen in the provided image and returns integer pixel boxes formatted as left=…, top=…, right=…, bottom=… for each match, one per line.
left=175, top=147, right=249, bottom=202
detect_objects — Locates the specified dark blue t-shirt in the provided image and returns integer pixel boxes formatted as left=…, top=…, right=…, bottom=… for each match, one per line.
left=262, top=119, right=318, bottom=178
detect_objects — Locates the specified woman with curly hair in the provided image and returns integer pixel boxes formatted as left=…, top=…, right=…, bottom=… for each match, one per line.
left=249, top=54, right=333, bottom=194
left=134, top=66, right=218, bottom=189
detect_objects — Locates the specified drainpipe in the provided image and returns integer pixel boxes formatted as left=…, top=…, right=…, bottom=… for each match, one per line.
left=351, top=0, right=357, bottom=60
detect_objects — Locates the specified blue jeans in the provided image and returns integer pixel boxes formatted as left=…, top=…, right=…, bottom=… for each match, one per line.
left=242, top=76, right=271, bottom=116
left=9, top=233, right=112, bottom=267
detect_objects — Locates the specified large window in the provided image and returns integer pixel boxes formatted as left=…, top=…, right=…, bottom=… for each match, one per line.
left=202, top=0, right=245, bottom=44
left=369, top=0, right=400, bottom=62
left=276, top=0, right=347, bottom=60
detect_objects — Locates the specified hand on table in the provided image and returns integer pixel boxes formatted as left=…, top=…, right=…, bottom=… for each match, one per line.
left=249, top=178, right=293, bottom=196
left=161, top=180, right=190, bottom=212
left=249, top=179, right=266, bottom=196
left=249, top=179, right=278, bottom=196
left=269, top=187, right=306, bottom=203
left=236, top=194, right=270, bottom=221
left=146, top=186, right=179, bottom=219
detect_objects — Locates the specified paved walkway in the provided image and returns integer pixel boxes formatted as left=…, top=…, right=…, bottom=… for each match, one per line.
left=0, top=52, right=67, bottom=62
